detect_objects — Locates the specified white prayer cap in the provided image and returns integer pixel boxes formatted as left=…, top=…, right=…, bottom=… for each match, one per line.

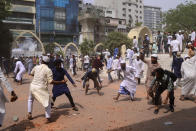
left=188, top=42, right=192, bottom=45
left=120, top=60, right=126, bottom=64
left=47, top=53, right=50, bottom=56
left=136, top=54, right=140, bottom=57
left=42, top=56, right=50, bottom=63
left=14, top=57, right=18, bottom=60
left=151, top=54, right=158, bottom=58
left=184, top=54, right=190, bottom=59
left=145, top=34, right=148, bottom=35
left=179, top=30, right=181, bottom=33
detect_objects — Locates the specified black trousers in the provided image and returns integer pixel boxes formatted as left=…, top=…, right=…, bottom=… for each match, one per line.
left=154, top=86, right=175, bottom=108
left=52, top=92, right=75, bottom=107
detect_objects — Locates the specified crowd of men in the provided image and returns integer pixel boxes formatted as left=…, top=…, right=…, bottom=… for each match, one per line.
left=0, top=29, right=196, bottom=127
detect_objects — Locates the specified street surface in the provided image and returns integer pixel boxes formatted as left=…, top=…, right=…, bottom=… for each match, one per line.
left=1, top=53, right=196, bottom=131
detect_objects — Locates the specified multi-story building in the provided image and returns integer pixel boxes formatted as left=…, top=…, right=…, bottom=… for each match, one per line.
left=3, top=0, right=36, bottom=37
left=144, top=5, right=162, bottom=33
left=81, top=0, right=144, bottom=28
left=36, top=0, right=79, bottom=45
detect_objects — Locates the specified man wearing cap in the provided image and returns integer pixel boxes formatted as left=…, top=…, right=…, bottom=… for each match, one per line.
left=143, top=34, right=150, bottom=57
left=140, top=53, right=161, bottom=99
left=133, top=54, right=144, bottom=84
left=27, top=56, right=67, bottom=122
left=14, top=58, right=26, bottom=85
left=170, top=35, right=180, bottom=70
left=81, top=68, right=102, bottom=95
left=113, top=60, right=137, bottom=101
left=176, top=31, right=184, bottom=52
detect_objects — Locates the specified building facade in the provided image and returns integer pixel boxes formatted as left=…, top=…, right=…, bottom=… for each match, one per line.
left=36, top=0, right=79, bottom=45
left=80, top=0, right=144, bottom=28
left=3, top=0, right=36, bottom=38
left=144, top=5, right=162, bottom=33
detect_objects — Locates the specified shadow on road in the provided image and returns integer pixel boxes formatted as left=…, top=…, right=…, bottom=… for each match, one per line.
left=1, top=120, right=35, bottom=131
left=57, top=102, right=84, bottom=109
left=110, top=107, right=196, bottom=131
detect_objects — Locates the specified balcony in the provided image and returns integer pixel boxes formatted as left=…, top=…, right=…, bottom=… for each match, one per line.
left=10, top=4, right=35, bottom=14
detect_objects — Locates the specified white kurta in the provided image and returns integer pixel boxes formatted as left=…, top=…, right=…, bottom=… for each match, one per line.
left=127, top=49, right=134, bottom=66
left=176, top=34, right=184, bottom=51
left=181, top=55, right=196, bottom=96
left=191, top=31, right=196, bottom=42
left=133, top=59, right=144, bottom=78
left=120, top=66, right=137, bottom=95
left=14, top=61, right=26, bottom=81
left=30, top=64, right=53, bottom=107
left=0, top=67, right=13, bottom=113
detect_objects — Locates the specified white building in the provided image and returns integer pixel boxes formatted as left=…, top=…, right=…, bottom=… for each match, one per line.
left=144, top=5, right=162, bottom=33
left=79, top=0, right=144, bottom=28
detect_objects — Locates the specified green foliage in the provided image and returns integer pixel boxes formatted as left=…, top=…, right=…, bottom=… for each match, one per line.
left=0, top=21, right=13, bottom=58
left=79, top=39, right=94, bottom=55
left=135, top=22, right=143, bottom=27
left=0, top=0, right=12, bottom=20
left=163, top=2, right=196, bottom=32
left=104, top=32, right=132, bottom=54
left=44, top=43, right=56, bottom=54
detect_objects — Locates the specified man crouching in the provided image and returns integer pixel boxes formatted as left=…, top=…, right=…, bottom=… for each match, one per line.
left=149, top=68, right=175, bottom=114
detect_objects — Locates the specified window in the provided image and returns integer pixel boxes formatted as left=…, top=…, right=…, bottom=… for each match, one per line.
left=122, top=8, right=126, bottom=11
left=106, top=11, right=112, bottom=14
left=122, top=2, right=126, bottom=5
left=106, top=19, right=110, bottom=23
left=55, top=10, right=66, bottom=20
left=54, top=22, right=66, bottom=31
left=128, top=3, right=131, bottom=6
left=123, top=14, right=126, bottom=17
left=129, top=9, right=131, bottom=12
left=119, top=21, right=122, bottom=24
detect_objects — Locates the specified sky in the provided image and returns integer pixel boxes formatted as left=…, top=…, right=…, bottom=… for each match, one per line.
left=143, top=0, right=192, bottom=11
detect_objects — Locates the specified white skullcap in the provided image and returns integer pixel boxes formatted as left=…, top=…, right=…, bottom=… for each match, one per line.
left=151, top=54, right=158, bottom=58
left=120, top=60, right=126, bottom=64
left=145, top=34, right=148, bottom=35
left=47, top=53, right=50, bottom=56
left=42, top=56, right=50, bottom=63
left=136, top=54, right=140, bottom=57
left=188, top=43, right=192, bottom=45
left=184, top=54, right=190, bottom=59
left=179, top=30, right=181, bottom=32
left=14, top=57, right=18, bottom=60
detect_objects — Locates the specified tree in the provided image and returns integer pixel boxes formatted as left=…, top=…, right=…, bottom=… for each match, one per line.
left=44, top=43, right=56, bottom=54
left=104, top=32, right=132, bottom=54
left=0, top=21, right=13, bottom=58
left=135, top=22, right=143, bottom=27
left=79, top=39, right=94, bottom=55
left=163, top=1, right=196, bottom=32
left=0, top=0, right=12, bottom=20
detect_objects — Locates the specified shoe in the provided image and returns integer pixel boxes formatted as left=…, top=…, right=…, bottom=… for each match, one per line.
left=170, top=107, right=174, bottom=112
left=72, top=106, right=78, bottom=111
left=130, top=93, right=134, bottom=101
left=154, top=109, right=159, bottom=114
left=45, top=118, right=52, bottom=124
left=27, top=113, right=33, bottom=120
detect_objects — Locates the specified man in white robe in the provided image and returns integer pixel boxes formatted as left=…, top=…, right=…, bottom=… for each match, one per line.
left=28, top=56, right=66, bottom=122
left=14, top=58, right=26, bottom=85
left=176, top=31, right=184, bottom=52
left=133, top=54, right=144, bottom=85
left=0, top=67, right=17, bottom=126
left=180, top=48, right=196, bottom=102
left=127, top=48, right=134, bottom=66
left=113, top=60, right=137, bottom=101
